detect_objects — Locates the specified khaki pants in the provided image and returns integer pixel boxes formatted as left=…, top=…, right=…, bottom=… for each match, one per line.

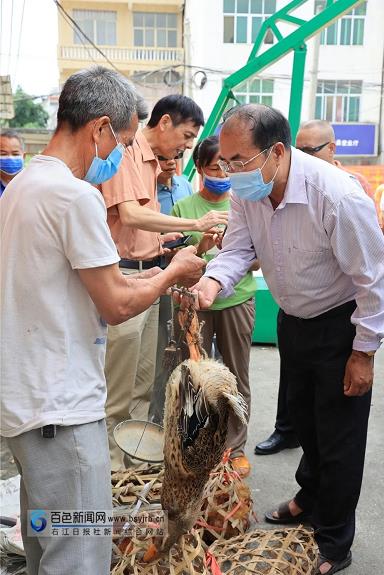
left=105, top=269, right=159, bottom=470
left=176, top=298, right=254, bottom=458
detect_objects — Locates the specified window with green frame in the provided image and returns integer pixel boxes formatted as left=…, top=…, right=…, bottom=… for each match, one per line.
left=234, top=78, right=274, bottom=105
left=223, top=0, right=276, bottom=44
left=315, top=80, right=362, bottom=122
left=315, top=1, right=366, bottom=45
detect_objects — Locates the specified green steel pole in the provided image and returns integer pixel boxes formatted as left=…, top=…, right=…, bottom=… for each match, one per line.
left=288, top=43, right=307, bottom=143
left=183, top=0, right=363, bottom=179
left=226, top=0, right=362, bottom=90
left=184, top=86, right=233, bottom=180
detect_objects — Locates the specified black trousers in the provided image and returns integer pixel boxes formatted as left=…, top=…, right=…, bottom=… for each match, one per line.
left=275, top=309, right=296, bottom=435
left=278, top=301, right=372, bottom=561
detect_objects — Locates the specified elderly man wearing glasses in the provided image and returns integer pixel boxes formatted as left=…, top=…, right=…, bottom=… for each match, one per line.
left=296, top=120, right=372, bottom=198
left=188, top=104, right=384, bottom=575
left=256, top=119, right=378, bottom=458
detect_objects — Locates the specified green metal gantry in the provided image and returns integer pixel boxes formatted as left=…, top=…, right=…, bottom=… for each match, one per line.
left=184, top=0, right=364, bottom=180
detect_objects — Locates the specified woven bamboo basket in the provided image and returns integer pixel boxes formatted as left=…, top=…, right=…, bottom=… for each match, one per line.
left=111, top=465, right=164, bottom=507
left=206, top=527, right=318, bottom=575
left=198, top=452, right=253, bottom=544
left=111, top=531, right=208, bottom=575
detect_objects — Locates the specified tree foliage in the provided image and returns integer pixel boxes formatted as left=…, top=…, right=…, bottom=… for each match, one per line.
left=9, top=86, right=49, bottom=128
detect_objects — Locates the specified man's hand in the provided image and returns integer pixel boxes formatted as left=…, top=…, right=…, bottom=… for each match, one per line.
left=197, top=232, right=216, bottom=256
left=160, top=232, right=184, bottom=254
left=167, top=245, right=205, bottom=287
left=343, top=350, right=374, bottom=396
left=191, top=276, right=222, bottom=309
left=161, top=232, right=183, bottom=244
left=195, top=211, right=228, bottom=232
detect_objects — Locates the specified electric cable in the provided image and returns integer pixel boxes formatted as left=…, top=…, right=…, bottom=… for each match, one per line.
left=55, top=3, right=99, bottom=66
left=53, top=0, right=120, bottom=73
left=14, top=0, right=26, bottom=83
left=7, top=0, right=14, bottom=75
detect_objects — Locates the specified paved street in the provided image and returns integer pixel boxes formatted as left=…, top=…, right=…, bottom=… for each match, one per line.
left=1, top=344, right=382, bottom=574
left=245, top=344, right=384, bottom=575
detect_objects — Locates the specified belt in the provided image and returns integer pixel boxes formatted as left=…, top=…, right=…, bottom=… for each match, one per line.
left=119, top=257, right=165, bottom=270
left=284, top=300, right=356, bottom=322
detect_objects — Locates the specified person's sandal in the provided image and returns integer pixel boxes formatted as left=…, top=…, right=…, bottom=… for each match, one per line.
left=265, top=500, right=309, bottom=524
left=315, top=550, right=352, bottom=575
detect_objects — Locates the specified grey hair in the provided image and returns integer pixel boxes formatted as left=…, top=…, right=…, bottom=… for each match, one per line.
left=224, top=104, right=292, bottom=150
left=0, top=129, right=24, bottom=149
left=57, top=66, right=148, bottom=132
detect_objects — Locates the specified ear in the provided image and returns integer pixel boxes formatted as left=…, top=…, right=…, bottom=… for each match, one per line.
left=195, top=160, right=203, bottom=176
left=90, top=116, right=111, bottom=144
left=329, top=142, right=336, bottom=156
left=272, top=142, right=286, bottom=162
left=159, top=114, right=172, bottom=132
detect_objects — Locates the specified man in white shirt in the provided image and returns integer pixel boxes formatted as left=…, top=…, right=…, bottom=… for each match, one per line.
left=0, top=66, right=204, bottom=575
left=190, top=104, right=384, bottom=575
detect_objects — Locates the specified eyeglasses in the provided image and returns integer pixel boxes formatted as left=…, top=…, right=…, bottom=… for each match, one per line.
left=297, top=142, right=330, bottom=155
left=217, top=146, right=273, bottom=173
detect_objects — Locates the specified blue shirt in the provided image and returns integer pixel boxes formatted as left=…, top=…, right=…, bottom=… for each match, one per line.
left=0, top=181, right=6, bottom=197
left=157, top=175, right=193, bottom=215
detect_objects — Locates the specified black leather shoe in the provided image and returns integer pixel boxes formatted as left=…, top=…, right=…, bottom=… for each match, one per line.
left=254, top=430, right=300, bottom=455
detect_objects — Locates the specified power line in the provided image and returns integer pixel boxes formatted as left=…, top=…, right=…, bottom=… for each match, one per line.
left=55, top=4, right=99, bottom=66
left=7, top=0, right=14, bottom=75
left=53, top=0, right=120, bottom=73
left=14, top=0, right=27, bottom=82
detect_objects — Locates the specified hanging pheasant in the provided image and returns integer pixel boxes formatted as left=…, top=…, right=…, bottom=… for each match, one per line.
left=146, top=290, right=247, bottom=559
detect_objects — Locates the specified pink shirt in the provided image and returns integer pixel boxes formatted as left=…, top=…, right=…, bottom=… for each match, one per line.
left=100, top=131, right=162, bottom=260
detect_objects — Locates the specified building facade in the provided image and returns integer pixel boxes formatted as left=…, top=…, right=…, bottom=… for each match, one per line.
left=185, top=0, right=384, bottom=166
left=57, top=0, right=185, bottom=109
left=56, top=0, right=384, bottom=169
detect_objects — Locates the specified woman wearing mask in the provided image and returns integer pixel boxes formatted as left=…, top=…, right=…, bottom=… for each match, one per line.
left=171, top=135, right=256, bottom=478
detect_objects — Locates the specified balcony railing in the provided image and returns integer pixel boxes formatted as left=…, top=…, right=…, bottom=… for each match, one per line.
left=59, top=45, right=184, bottom=65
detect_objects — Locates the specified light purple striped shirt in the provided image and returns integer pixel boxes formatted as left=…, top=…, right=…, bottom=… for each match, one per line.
left=205, top=147, right=384, bottom=352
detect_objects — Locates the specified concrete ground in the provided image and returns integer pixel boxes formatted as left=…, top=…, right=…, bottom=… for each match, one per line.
left=244, top=344, right=384, bottom=575
left=1, top=345, right=382, bottom=574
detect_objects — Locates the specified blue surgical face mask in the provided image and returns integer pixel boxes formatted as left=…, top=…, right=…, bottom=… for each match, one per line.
left=229, top=147, right=279, bottom=202
left=203, top=172, right=231, bottom=195
left=84, top=124, right=124, bottom=185
left=0, top=156, right=24, bottom=175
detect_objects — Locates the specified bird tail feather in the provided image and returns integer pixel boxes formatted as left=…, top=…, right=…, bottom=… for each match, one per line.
left=222, top=391, right=248, bottom=424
